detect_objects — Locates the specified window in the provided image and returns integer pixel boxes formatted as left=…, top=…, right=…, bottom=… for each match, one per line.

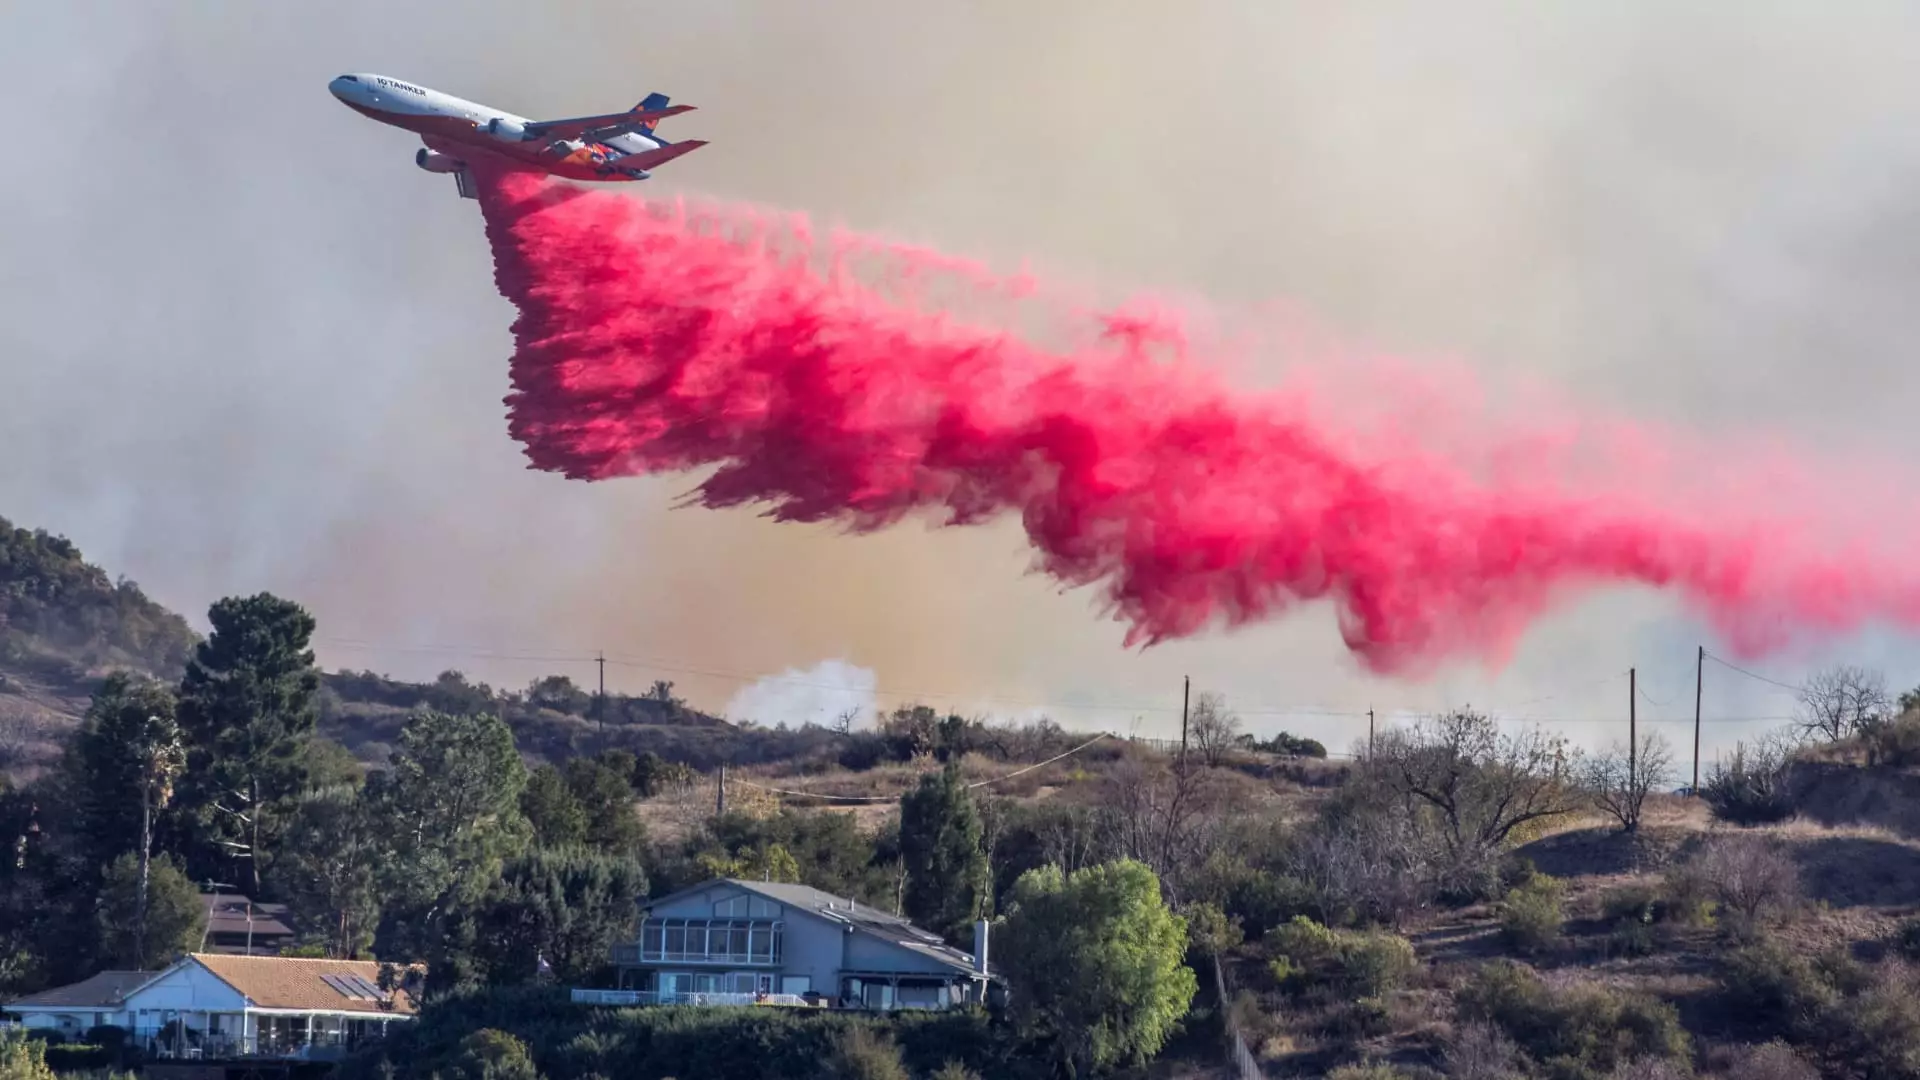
left=781, top=976, right=811, bottom=996
left=640, top=918, right=782, bottom=964
left=750, top=897, right=780, bottom=918
left=713, top=895, right=747, bottom=917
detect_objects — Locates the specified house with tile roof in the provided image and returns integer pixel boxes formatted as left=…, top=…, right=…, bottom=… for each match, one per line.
left=3, top=954, right=424, bottom=1061
left=592, top=878, right=995, bottom=1011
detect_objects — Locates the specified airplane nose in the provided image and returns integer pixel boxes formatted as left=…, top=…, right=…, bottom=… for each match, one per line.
left=328, top=75, right=357, bottom=101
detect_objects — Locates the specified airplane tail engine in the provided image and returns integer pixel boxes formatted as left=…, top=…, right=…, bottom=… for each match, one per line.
left=415, top=148, right=463, bottom=174
left=485, top=117, right=529, bottom=142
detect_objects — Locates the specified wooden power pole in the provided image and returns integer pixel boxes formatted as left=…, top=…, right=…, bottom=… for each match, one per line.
left=1179, top=676, right=1191, bottom=768
left=1693, top=645, right=1704, bottom=796
left=716, top=763, right=727, bottom=816
left=1629, top=667, right=1637, bottom=784
left=1368, top=708, right=1376, bottom=758
left=596, top=652, right=607, bottom=733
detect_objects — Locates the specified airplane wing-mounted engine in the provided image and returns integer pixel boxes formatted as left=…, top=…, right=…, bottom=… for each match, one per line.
left=485, top=117, right=529, bottom=142
left=415, top=148, right=463, bottom=174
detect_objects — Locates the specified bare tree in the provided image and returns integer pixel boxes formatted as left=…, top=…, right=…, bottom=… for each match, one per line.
left=1796, top=664, right=1889, bottom=743
left=1445, top=1022, right=1523, bottom=1080
left=1690, top=833, right=1801, bottom=925
left=1370, top=710, right=1582, bottom=896
left=1580, top=733, right=1676, bottom=834
left=1096, top=754, right=1240, bottom=903
left=830, top=707, right=860, bottom=736
left=1187, top=692, right=1242, bottom=768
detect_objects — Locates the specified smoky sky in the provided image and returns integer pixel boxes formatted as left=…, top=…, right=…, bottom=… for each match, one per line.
left=7, top=1, right=1920, bottom=758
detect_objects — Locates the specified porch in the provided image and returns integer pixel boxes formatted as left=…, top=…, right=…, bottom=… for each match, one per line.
left=132, top=1010, right=404, bottom=1061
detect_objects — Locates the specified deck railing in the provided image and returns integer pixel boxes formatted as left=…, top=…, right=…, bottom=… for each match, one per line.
left=570, top=988, right=811, bottom=1008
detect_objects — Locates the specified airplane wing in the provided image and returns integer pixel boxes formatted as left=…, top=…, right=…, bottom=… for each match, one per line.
left=523, top=105, right=695, bottom=141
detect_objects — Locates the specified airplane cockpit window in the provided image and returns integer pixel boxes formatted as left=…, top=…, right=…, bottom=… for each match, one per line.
left=338, top=75, right=359, bottom=83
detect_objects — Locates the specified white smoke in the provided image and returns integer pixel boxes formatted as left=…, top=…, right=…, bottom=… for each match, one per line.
left=723, top=659, right=879, bottom=730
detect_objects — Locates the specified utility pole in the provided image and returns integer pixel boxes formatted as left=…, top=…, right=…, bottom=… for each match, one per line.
left=716, top=763, right=727, bottom=816
left=1179, top=676, right=1191, bottom=769
left=1629, top=667, right=1637, bottom=787
left=1693, top=645, right=1704, bottom=796
left=596, top=652, right=607, bottom=734
left=1368, top=708, right=1376, bottom=758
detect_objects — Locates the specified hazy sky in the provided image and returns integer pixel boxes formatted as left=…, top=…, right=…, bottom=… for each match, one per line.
left=8, top=2, right=1920, bottom=763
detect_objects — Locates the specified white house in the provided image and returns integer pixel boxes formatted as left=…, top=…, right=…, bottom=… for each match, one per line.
left=594, top=879, right=994, bottom=1011
left=3, top=954, right=421, bottom=1061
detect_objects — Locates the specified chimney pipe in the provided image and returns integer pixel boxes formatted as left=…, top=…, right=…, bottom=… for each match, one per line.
left=973, top=920, right=989, bottom=977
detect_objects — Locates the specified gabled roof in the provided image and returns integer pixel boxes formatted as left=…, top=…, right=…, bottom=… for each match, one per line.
left=200, top=894, right=295, bottom=938
left=643, top=878, right=986, bottom=977
left=5, top=971, right=152, bottom=1010
left=174, top=954, right=423, bottom=1016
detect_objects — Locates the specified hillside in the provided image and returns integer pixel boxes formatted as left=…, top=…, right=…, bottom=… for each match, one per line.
left=0, top=512, right=776, bottom=778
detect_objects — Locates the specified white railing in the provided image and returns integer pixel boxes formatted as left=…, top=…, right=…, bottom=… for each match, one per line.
left=570, top=989, right=810, bottom=1008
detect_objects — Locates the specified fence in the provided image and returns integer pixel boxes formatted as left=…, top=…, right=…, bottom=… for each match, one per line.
left=1210, top=950, right=1265, bottom=1080
left=570, top=988, right=811, bottom=1008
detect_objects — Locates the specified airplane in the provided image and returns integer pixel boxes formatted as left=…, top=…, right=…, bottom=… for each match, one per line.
left=328, top=72, right=707, bottom=198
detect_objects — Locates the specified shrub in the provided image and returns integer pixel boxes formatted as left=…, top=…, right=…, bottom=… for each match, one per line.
left=1446, top=1022, right=1523, bottom=1080
left=1656, top=861, right=1718, bottom=928
left=1690, top=834, right=1800, bottom=929
left=1700, top=738, right=1795, bottom=825
left=829, top=1029, right=908, bottom=1080
left=1326, top=1064, right=1406, bottom=1080
left=1500, top=875, right=1566, bottom=955
left=41, top=1044, right=111, bottom=1071
left=1864, top=711, right=1920, bottom=767
left=1896, top=917, right=1920, bottom=961
left=929, top=1065, right=980, bottom=1080
left=1458, top=961, right=1689, bottom=1080
left=1264, top=916, right=1415, bottom=998
left=1721, top=1042, right=1818, bottom=1080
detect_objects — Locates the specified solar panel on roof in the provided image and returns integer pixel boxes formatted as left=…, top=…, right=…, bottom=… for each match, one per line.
left=347, top=975, right=386, bottom=998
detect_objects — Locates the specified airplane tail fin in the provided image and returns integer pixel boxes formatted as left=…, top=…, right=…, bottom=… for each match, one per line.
left=631, top=92, right=672, bottom=139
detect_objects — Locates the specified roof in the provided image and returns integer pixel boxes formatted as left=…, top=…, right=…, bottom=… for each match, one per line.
left=185, top=955, right=423, bottom=1016
left=5, top=971, right=153, bottom=1010
left=646, top=879, right=986, bottom=977
left=200, top=894, right=295, bottom=938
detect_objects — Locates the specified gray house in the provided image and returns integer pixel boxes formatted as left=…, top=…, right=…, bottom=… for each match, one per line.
left=598, top=879, right=991, bottom=1010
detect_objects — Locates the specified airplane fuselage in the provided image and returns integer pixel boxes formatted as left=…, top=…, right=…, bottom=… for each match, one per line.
left=328, top=72, right=663, bottom=183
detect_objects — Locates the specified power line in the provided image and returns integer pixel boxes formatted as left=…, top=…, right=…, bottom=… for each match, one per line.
left=308, top=635, right=1804, bottom=730
left=1703, top=651, right=1803, bottom=693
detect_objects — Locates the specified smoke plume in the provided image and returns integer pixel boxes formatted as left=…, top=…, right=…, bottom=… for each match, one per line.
left=474, top=165, right=1920, bottom=675
left=722, top=659, right=880, bottom=730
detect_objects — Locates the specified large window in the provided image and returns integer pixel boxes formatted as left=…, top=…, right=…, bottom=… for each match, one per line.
left=640, top=918, right=782, bottom=964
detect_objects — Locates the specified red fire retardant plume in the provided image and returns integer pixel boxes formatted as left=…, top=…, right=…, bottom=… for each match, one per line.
left=474, top=165, right=1920, bottom=673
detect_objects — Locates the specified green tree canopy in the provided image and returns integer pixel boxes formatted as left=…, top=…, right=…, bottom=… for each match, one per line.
left=899, top=764, right=988, bottom=943
left=560, top=758, right=645, bottom=853
left=175, top=593, right=322, bottom=892
left=998, top=859, right=1197, bottom=1078
left=520, top=765, right=587, bottom=849
left=96, top=851, right=206, bottom=970
left=271, top=785, right=383, bottom=958
left=60, top=674, right=182, bottom=871
left=473, top=847, right=646, bottom=985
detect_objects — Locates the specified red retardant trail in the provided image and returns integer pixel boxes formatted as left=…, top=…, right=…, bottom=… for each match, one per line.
left=475, top=166, right=1920, bottom=674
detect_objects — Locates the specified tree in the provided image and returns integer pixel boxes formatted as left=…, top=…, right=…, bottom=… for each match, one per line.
left=272, top=786, right=383, bottom=958
left=96, top=851, right=205, bottom=969
left=175, top=593, right=322, bottom=893
left=1796, top=664, right=1889, bottom=743
left=899, top=765, right=989, bottom=943
left=1370, top=710, right=1580, bottom=898
left=1187, top=692, right=1241, bottom=768
left=368, top=709, right=530, bottom=989
left=561, top=758, right=646, bottom=853
left=445, top=1029, right=541, bottom=1080
left=1580, top=733, right=1675, bottom=834
left=473, top=848, right=647, bottom=985
left=0, top=1025, right=59, bottom=1080
left=519, top=765, right=586, bottom=848
left=997, top=859, right=1197, bottom=1078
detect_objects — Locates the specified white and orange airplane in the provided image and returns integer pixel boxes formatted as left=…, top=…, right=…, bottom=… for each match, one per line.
left=329, top=72, right=706, bottom=198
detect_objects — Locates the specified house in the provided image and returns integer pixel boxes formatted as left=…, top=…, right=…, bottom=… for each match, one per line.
left=1, top=970, right=152, bottom=1036
left=5, top=954, right=421, bottom=1061
left=198, top=893, right=297, bottom=955
left=597, top=879, right=993, bottom=1011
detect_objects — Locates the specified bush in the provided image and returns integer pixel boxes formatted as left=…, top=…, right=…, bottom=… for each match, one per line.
left=929, top=1064, right=980, bottom=1080
left=1264, top=916, right=1415, bottom=998
left=1458, top=961, right=1689, bottom=1080
left=1689, top=834, right=1800, bottom=929
left=41, top=1044, right=111, bottom=1071
left=1446, top=1021, right=1523, bottom=1080
left=1720, top=1042, right=1818, bottom=1080
left=1896, top=917, right=1920, bottom=961
left=1326, top=1064, right=1406, bottom=1080
left=829, top=1029, right=907, bottom=1080
left=1500, top=875, right=1566, bottom=955
left=1865, top=712, right=1920, bottom=767
left=1701, top=738, right=1795, bottom=825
